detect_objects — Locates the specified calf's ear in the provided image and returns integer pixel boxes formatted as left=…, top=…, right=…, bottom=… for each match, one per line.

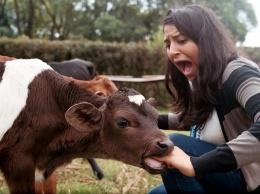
left=65, top=102, right=103, bottom=132
left=95, top=91, right=106, bottom=96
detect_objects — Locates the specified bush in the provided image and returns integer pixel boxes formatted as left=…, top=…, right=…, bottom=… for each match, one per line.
left=0, top=38, right=259, bottom=108
left=0, top=38, right=166, bottom=76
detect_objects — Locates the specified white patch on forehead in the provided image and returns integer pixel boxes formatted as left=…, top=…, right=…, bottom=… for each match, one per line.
left=0, top=59, right=52, bottom=140
left=128, top=94, right=145, bottom=106
left=35, top=168, right=45, bottom=182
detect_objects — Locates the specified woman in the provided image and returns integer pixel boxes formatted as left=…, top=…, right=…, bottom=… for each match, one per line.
left=149, top=4, right=260, bottom=193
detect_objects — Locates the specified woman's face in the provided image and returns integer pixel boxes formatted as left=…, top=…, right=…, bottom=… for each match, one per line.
left=163, top=24, right=200, bottom=81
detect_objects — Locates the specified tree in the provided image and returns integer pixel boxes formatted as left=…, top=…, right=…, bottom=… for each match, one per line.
left=205, top=0, right=257, bottom=43
left=105, top=0, right=149, bottom=42
left=94, top=14, right=125, bottom=41
left=0, top=0, right=13, bottom=37
left=12, top=0, right=38, bottom=38
left=144, top=0, right=257, bottom=44
left=0, top=0, right=257, bottom=44
left=40, top=0, right=81, bottom=40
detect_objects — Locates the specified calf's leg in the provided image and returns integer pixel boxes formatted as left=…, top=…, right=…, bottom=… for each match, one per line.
left=35, top=173, right=57, bottom=194
left=43, top=173, right=57, bottom=194
left=35, top=159, right=102, bottom=194
left=86, top=158, right=104, bottom=180
left=3, top=163, right=35, bottom=194
left=35, top=182, right=43, bottom=194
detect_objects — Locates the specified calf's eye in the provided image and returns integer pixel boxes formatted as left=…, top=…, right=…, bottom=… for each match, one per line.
left=116, top=117, right=129, bottom=128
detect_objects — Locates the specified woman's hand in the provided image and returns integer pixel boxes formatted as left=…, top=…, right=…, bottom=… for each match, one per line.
left=153, top=146, right=196, bottom=177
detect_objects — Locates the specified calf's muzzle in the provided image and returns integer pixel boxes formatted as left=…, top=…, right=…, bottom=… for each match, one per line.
left=158, top=140, right=174, bottom=150
left=142, top=140, right=174, bottom=174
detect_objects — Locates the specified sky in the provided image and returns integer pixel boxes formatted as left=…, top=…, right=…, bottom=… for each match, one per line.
left=243, top=0, right=260, bottom=47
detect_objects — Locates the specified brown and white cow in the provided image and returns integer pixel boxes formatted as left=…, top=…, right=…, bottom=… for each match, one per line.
left=0, top=59, right=174, bottom=194
left=0, top=55, right=117, bottom=193
left=35, top=75, right=119, bottom=194
left=0, top=57, right=107, bottom=193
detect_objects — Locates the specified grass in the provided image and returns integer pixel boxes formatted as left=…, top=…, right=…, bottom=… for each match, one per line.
left=56, top=158, right=162, bottom=194
left=0, top=122, right=189, bottom=193
left=0, top=152, right=164, bottom=194
left=0, top=153, right=164, bottom=194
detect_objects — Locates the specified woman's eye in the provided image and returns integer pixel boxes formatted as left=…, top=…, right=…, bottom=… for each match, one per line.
left=178, top=39, right=186, bottom=45
left=165, top=43, right=170, bottom=49
left=116, top=118, right=129, bottom=128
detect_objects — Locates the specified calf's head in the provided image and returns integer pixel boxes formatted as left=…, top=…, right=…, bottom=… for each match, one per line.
left=92, top=75, right=118, bottom=96
left=65, top=87, right=174, bottom=174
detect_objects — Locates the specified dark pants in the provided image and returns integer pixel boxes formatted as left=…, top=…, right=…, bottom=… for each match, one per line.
left=148, top=133, right=248, bottom=194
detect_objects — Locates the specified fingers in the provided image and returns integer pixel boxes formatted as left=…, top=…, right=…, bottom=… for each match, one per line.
left=152, top=146, right=196, bottom=177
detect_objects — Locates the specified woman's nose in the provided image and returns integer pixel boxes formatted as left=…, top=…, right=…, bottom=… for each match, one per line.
left=170, top=50, right=181, bottom=58
left=169, top=45, right=180, bottom=58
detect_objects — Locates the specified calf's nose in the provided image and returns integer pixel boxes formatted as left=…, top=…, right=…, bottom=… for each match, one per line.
left=158, top=140, right=174, bottom=150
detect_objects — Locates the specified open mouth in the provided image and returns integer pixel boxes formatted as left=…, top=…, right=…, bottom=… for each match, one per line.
left=142, top=157, right=167, bottom=174
left=175, top=61, right=195, bottom=80
left=177, top=61, right=192, bottom=73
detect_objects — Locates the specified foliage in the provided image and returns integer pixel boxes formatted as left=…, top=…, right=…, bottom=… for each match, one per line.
left=0, top=0, right=13, bottom=37
left=204, top=0, right=257, bottom=43
left=94, top=14, right=125, bottom=42
left=242, top=47, right=260, bottom=65
left=0, top=38, right=259, bottom=107
left=0, top=38, right=166, bottom=76
left=0, top=0, right=257, bottom=44
left=146, top=26, right=165, bottom=51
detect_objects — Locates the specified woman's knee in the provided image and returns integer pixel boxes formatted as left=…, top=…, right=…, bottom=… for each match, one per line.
left=168, top=133, right=192, bottom=147
left=168, top=133, right=216, bottom=156
left=168, top=133, right=188, bottom=141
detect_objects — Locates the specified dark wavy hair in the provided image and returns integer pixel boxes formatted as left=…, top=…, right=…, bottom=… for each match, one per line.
left=163, top=4, right=238, bottom=129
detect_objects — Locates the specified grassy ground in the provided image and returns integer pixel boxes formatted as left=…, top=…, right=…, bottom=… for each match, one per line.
left=56, top=158, right=162, bottom=194
left=0, top=152, right=163, bottom=194
left=0, top=151, right=164, bottom=194
left=0, top=130, right=189, bottom=193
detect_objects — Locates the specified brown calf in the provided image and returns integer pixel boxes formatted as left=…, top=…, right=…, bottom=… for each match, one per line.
left=64, top=75, right=118, bottom=97
left=0, top=55, right=16, bottom=61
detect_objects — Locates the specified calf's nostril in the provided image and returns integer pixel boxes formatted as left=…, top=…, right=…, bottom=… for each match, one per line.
left=158, top=141, right=174, bottom=149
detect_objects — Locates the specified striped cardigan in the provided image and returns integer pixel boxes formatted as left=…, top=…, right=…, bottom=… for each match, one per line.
left=191, top=57, right=260, bottom=192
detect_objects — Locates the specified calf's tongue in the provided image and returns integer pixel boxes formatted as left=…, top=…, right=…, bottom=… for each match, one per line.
left=145, top=157, right=164, bottom=168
